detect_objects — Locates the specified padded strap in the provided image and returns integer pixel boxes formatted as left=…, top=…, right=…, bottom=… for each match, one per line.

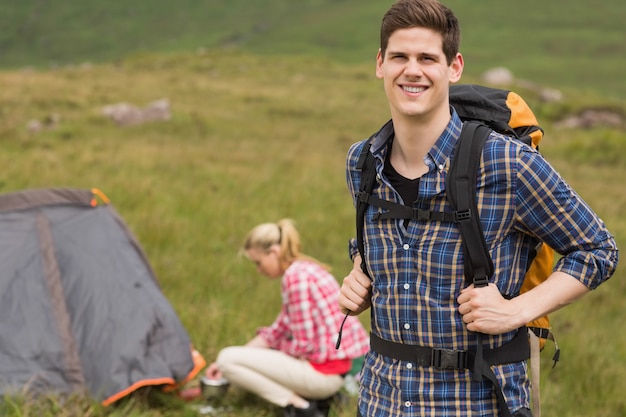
left=447, top=122, right=517, bottom=416
left=447, top=121, right=494, bottom=287
left=356, top=140, right=377, bottom=279
left=370, top=327, right=530, bottom=368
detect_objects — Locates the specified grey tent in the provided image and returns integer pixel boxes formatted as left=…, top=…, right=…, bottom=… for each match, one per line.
left=0, top=188, right=205, bottom=404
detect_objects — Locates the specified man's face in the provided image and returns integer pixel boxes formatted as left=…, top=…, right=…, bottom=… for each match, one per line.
left=376, top=27, right=463, bottom=121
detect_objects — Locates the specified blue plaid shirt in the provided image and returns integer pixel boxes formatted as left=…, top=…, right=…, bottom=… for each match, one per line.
left=346, top=108, right=618, bottom=416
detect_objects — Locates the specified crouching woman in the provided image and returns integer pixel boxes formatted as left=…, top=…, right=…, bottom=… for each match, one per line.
left=205, top=219, right=369, bottom=417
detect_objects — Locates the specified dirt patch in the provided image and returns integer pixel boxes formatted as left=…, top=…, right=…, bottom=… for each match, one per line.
left=555, top=108, right=624, bottom=130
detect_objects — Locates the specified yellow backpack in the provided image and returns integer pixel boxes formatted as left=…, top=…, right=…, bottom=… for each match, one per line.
left=448, top=84, right=559, bottom=357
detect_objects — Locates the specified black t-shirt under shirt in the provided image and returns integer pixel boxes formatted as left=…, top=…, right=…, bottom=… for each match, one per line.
left=383, top=141, right=420, bottom=207
left=383, top=140, right=420, bottom=227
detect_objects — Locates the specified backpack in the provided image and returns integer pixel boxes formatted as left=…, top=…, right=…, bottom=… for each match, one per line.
left=355, top=84, right=559, bottom=416
left=448, top=84, right=558, bottom=356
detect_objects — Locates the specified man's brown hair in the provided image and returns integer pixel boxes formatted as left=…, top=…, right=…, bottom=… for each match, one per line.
left=380, top=0, right=461, bottom=64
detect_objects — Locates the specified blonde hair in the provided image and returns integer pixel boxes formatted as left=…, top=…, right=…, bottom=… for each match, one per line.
left=241, top=218, right=329, bottom=271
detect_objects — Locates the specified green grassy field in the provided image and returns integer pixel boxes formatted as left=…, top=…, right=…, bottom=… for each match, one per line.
left=0, top=48, right=624, bottom=416
left=1, top=0, right=625, bottom=99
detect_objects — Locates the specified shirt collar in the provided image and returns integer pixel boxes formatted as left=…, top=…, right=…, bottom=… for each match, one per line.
left=369, top=107, right=463, bottom=170
left=429, top=107, right=463, bottom=169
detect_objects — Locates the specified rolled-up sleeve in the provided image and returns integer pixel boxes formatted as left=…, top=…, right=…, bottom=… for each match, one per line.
left=514, top=147, right=618, bottom=289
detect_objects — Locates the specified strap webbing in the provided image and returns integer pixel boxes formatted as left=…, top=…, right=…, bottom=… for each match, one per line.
left=528, top=326, right=560, bottom=367
left=356, top=192, right=461, bottom=223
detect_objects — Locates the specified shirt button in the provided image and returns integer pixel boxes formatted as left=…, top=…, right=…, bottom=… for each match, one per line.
left=403, top=243, right=410, bottom=250
left=403, top=283, right=410, bottom=290
left=404, top=323, right=410, bottom=330
left=405, top=401, right=411, bottom=407
left=438, top=164, right=444, bottom=171
left=406, top=363, right=413, bottom=369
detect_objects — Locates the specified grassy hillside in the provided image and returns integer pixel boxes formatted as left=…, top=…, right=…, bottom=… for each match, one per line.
left=0, top=49, right=624, bottom=416
left=1, top=0, right=625, bottom=99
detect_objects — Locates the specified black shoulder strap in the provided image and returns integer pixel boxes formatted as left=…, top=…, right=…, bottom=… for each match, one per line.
left=337, top=142, right=377, bottom=350
left=449, top=121, right=517, bottom=417
left=356, top=139, right=377, bottom=278
left=446, top=121, right=494, bottom=288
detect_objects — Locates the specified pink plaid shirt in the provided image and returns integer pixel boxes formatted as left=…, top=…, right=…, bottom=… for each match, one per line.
left=257, top=259, right=369, bottom=370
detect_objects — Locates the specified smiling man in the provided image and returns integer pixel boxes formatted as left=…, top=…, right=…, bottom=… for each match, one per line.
left=338, top=0, right=618, bottom=416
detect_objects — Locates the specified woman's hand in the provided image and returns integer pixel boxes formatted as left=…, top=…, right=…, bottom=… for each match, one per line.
left=204, top=362, right=222, bottom=380
left=245, top=334, right=270, bottom=348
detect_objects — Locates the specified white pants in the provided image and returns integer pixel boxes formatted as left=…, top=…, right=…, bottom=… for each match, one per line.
left=216, top=346, right=345, bottom=407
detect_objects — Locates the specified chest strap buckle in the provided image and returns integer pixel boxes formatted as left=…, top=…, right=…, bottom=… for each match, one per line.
left=432, top=348, right=468, bottom=370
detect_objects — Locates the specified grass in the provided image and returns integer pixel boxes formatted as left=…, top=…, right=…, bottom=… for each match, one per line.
left=1, top=0, right=624, bottom=99
left=0, top=49, right=624, bottom=416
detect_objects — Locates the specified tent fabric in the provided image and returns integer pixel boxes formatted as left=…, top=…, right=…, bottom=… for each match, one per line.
left=0, top=188, right=205, bottom=404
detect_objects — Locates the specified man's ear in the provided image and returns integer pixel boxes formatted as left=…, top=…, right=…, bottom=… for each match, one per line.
left=375, top=48, right=384, bottom=79
left=449, top=53, right=464, bottom=83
